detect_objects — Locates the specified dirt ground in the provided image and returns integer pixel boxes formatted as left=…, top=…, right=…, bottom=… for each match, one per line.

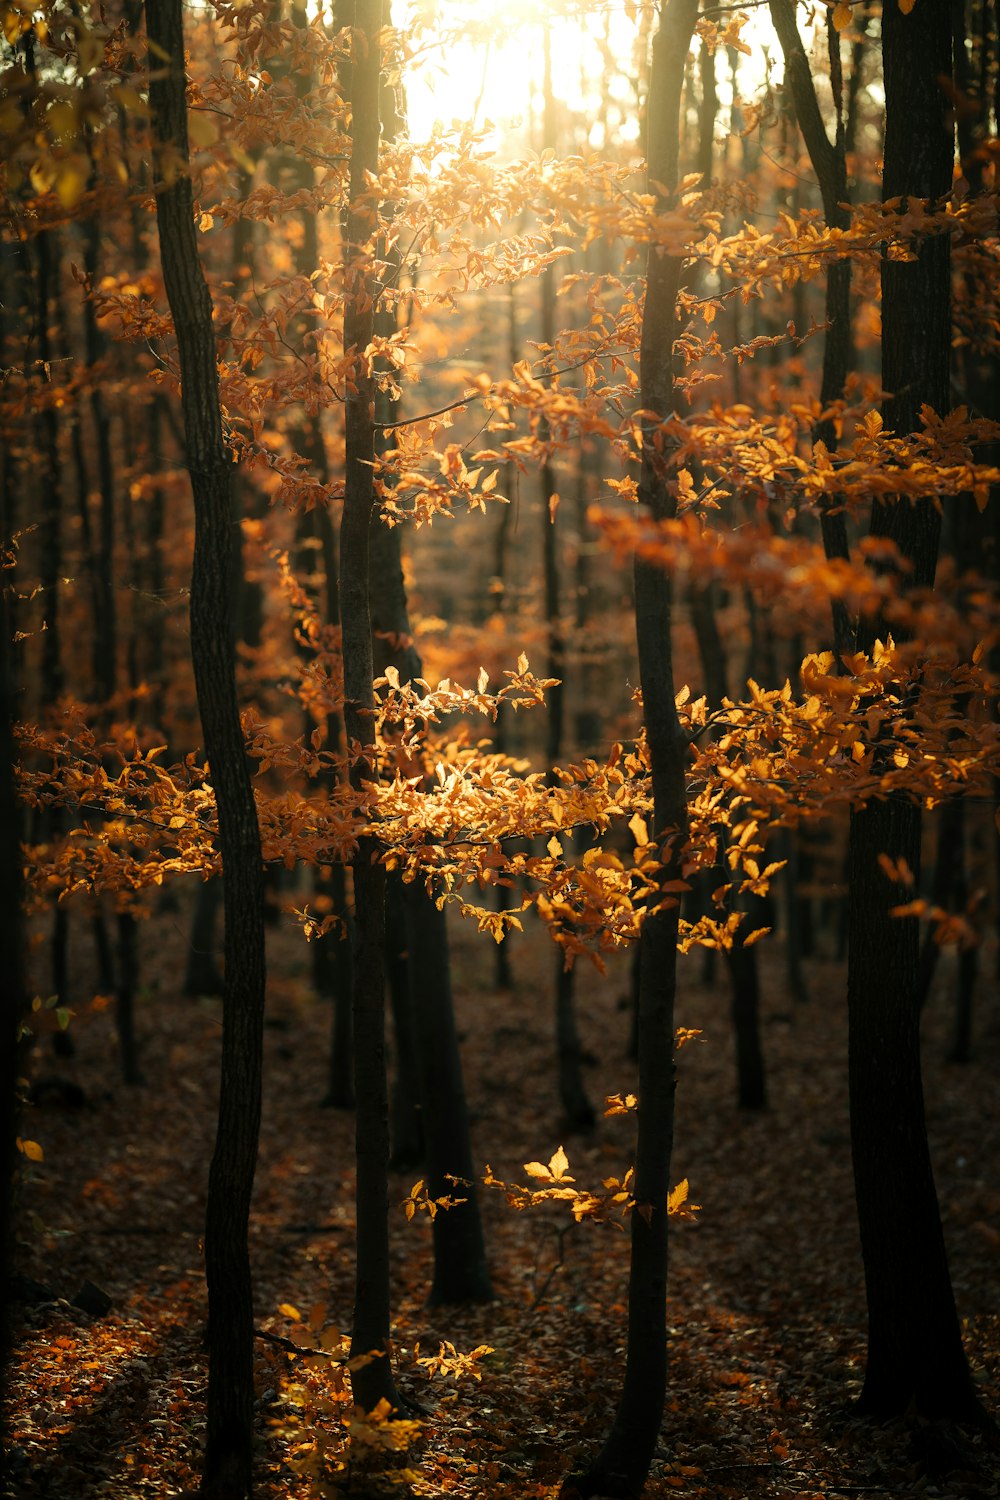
left=6, top=883, right=1000, bottom=1499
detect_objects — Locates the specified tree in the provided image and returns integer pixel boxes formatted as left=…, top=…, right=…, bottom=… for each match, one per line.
left=563, top=0, right=699, bottom=1493
left=339, top=0, right=402, bottom=1415
left=146, top=3, right=268, bottom=1492
left=846, top=0, right=987, bottom=1424
left=0, top=526, right=26, bottom=1500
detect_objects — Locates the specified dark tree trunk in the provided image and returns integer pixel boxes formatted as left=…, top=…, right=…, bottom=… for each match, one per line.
left=339, top=0, right=401, bottom=1415
left=368, top=439, right=493, bottom=1305
left=847, top=0, right=986, bottom=1425
left=401, top=884, right=493, bottom=1304
left=0, top=518, right=26, bottom=1500
left=147, top=6, right=268, bottom=1494
left=563, top=2, right=698, bottom=1494
left=364, top=3, right=492, bottom=1306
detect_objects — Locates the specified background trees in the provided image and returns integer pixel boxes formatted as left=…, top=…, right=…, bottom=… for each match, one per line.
left=5, top=0, right=999, bottom=1494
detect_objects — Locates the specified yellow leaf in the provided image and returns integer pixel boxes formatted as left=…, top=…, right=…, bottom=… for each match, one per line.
left=628, top=812, right=649, bottom=847
left=548, top=1145, right=571, bottom=1181
left=546, top=835, right=562, bottom=859
left=279, top=1302, right=302, bottom=1321
left=523, top=1160, right=552, bottom=1181
left=667, top=1178, right=688, bottom=1213
left=18, top=1138, right=44, bottom=1162
left=831, top=1, right=852, bottom=30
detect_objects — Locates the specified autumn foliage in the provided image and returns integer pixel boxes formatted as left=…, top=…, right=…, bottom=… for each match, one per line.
left=3, top=0, right=999, bottom=1494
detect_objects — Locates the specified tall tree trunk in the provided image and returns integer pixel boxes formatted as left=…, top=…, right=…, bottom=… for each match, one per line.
left=563, top=1, right=698, bottom=1493
left=0, top=490, right=27, bottom=1500
left=366, top=10, right=492, bottom=1304
left=147, top=6, right=268, bottom=1494
left=340, top=0, right=401, bottom=1414
left=846, top=0, right=985, bottom=1424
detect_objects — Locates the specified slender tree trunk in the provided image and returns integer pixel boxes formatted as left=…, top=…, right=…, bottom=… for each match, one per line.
left=0, top=493, right=27, bottom=1500
left=339, top=0, right=401, bottom=1414
left=847, top=0, right=986, bottom=1424
left=365, top=9, right=492, bottom=1304
left=147, top=6, right=268, bottom=1494
left=563, top=3, right=698, bottom=1494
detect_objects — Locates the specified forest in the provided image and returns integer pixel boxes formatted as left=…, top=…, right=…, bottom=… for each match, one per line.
left=2, top=0, right=999, bottom=1496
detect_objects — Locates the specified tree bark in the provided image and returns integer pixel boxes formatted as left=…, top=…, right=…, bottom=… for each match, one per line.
left=0, top=512, right=27, bottom=1500
left=846, top=0, right=986, bottom=1424
left=147, top=4, right=268, bottom=1493
left=563, top=1, right=698, bottom=1493
left=339, top=0, right=402, bottom=1414
left=366, top=4, right=493, bottom=1305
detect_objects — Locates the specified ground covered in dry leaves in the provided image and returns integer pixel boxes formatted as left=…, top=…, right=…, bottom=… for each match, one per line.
left=7, top=886, right=1000, bottom=1499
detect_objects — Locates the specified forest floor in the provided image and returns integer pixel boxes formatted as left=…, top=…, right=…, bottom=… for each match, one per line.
left=6, top=883, right=1000, bottom=1500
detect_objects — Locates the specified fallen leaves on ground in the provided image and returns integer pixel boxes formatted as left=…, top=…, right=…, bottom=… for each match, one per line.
left=7, top=888, right=999, bottom=1499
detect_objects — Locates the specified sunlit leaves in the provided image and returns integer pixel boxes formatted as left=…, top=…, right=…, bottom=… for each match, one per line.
left=414, top=1341, right=494, bottom=1382
left=485, top=1151, right=701, bottom=1227
left=524, top=1145, right=573, bottom=1184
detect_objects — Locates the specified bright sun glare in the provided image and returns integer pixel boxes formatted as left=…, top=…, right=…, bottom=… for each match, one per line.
left=402, top=1, right=779, bottom=154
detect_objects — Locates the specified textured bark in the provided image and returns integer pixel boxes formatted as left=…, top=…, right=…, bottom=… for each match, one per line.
left=339, top=0, right=401, bottom=1414
left=563, top=2, right=698, bottom=1494
left=147, top=4, right=268, bottom=1492
left=847, top=0, right=986, bottom=1425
